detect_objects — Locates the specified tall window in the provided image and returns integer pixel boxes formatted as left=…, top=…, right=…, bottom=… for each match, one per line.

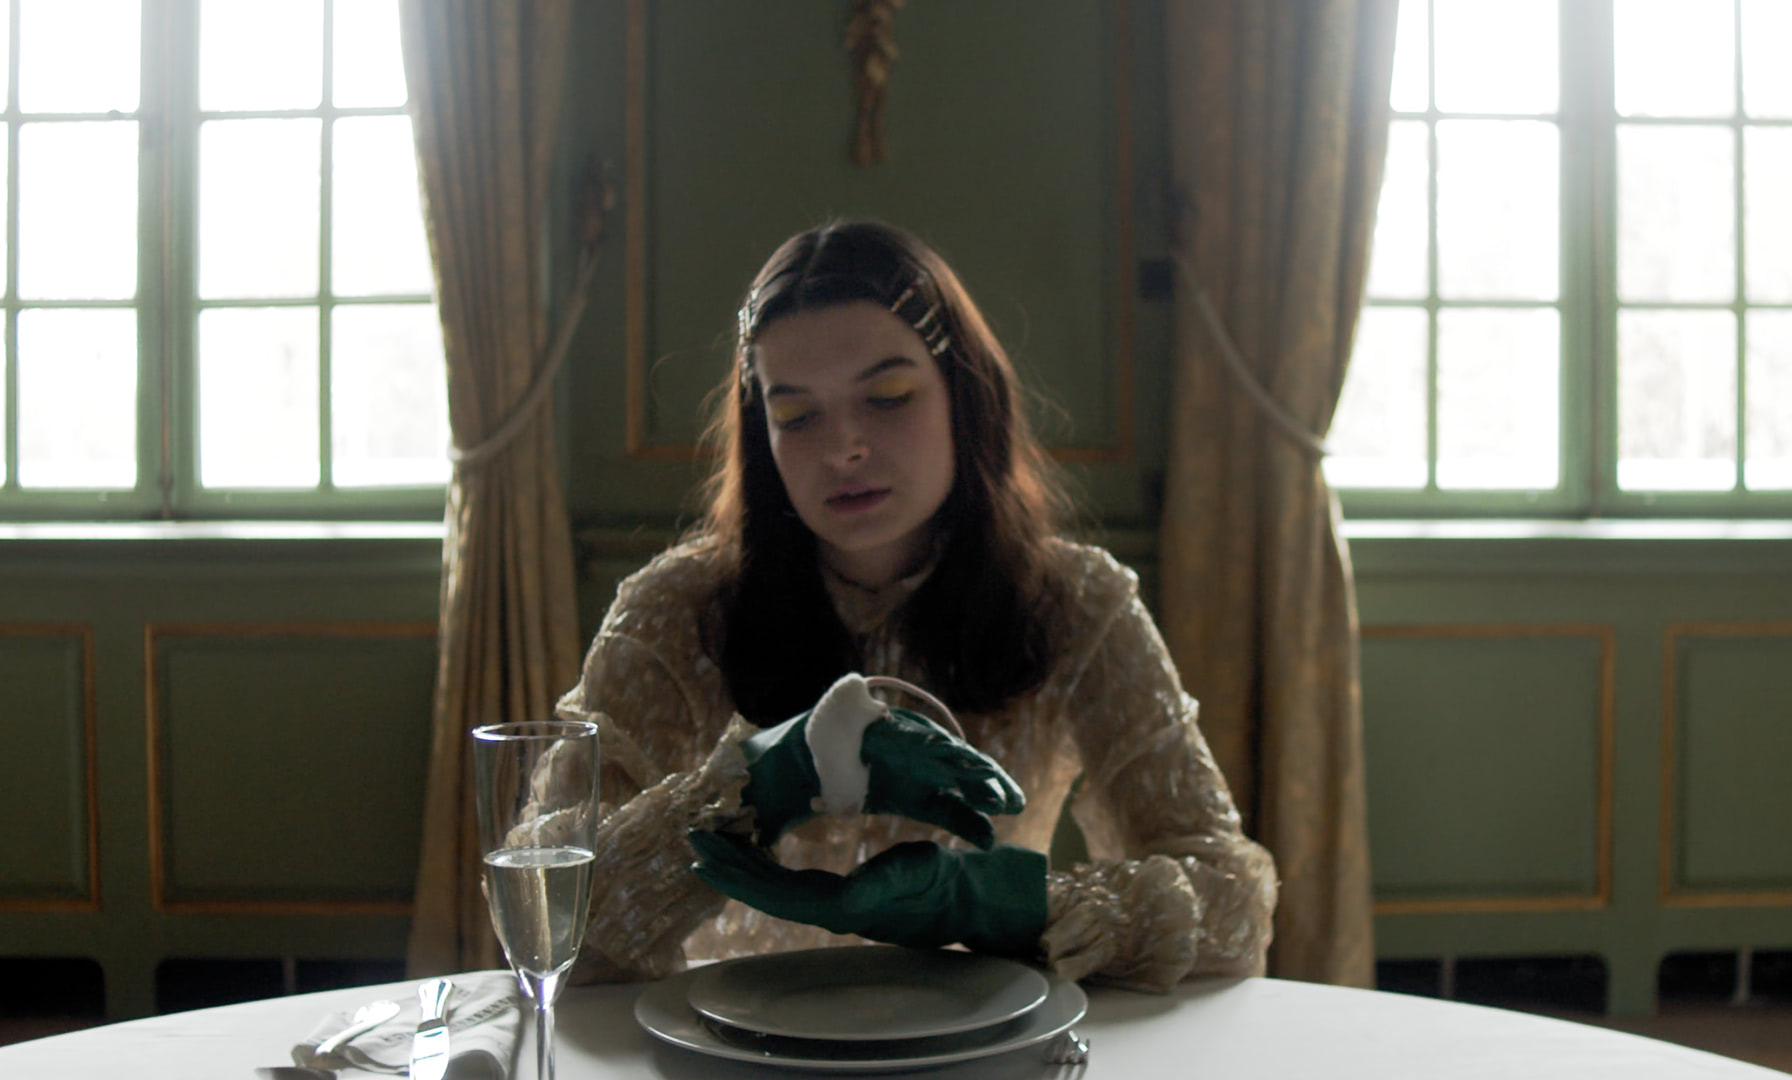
left=1328, top=0, right=1792, bottom=516
left=0, top=0, right=445, bottom=520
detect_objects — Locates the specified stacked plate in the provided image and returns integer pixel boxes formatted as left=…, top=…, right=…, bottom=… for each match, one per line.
left=634, top=946, right=1087, bottom=1072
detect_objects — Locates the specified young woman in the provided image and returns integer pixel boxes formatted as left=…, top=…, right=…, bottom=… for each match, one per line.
left=555, top=220, right=1276, bottom=992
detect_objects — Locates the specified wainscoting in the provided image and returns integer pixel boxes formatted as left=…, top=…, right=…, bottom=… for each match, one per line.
left=4, top=524, right=1791, bottom=1022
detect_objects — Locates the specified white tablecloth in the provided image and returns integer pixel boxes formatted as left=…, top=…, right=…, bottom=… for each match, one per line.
left=0, top=971, right=1778, bottom=1079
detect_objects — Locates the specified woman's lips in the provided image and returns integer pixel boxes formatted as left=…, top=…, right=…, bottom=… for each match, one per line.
left=825, top=488, right=891, bottom=514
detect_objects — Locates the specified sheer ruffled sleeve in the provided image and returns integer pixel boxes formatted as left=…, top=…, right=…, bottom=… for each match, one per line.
left=1040, top=565, right=1279, bottom=992
left=554, top=556, right=756, bottom=983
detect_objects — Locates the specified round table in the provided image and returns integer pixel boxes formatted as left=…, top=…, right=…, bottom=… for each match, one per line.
left=0, top=971, right=1778, bottom=1078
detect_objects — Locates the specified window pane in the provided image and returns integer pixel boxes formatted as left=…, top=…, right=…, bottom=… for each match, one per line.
left=200, top=119, right=321, bottom=299
left=332, top=116, right=432, bottom=297
left=1437, top=120, right=1558, bottom=301
left=1614, top=0, right=1734, bottom=118
left=1617, top=309, right=1736, bottom=491
left=332, top=304, right=449, bottom=487
left=1436, top=308, right=1559, bottom=489
left=18, top=0, right=140, bottom=113
left=1745, top=129, right=1792, bottom=304
left=1389, top=0, right=1428, bottom=113
left=199, top=0, right=323, bottom=111
left=18, top=122, right=138, bottom=300
left=199, top=307, right=320, bottom=488
left=17, top=309, right=137, bottom=489
left=1618, top=126, right=1734, bottom=303
left=1434, top=0, right=1557, bottom=114
left=1366, top=120, right=1429, bottom=300
left=1745, top=311, right=1792, bottom=490
left=1325, top=306, right=1428, bottom=489
left=333, top=0, right=407, bottom=108
left=1743, top=0, right=1792, bottom=118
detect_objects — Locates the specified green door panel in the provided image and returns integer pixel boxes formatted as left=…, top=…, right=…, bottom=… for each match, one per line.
left=639, top=1, right=1114, bottom=452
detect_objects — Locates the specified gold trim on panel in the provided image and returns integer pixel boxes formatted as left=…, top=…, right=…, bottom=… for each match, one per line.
left=0, top=623, right=100, bottom=913
left=1659, top=621, right=1792, bottom=910
left=1362, top=623, right=1616, bottom=917
left=622, top=1, right=1136, bottom=463
left=1374, top=894, right=1607, bottom=916
left=145, top=621, right=435, bottom=916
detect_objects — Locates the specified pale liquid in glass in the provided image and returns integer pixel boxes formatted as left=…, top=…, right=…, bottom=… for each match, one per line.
left=483, top=846, right=596, bottom=977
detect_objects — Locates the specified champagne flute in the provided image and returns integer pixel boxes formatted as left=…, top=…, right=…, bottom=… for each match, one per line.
left=472, top=720, right=600, bottom=1080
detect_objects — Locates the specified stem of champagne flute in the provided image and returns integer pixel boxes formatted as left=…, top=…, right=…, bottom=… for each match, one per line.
left=519, top=969, right=563, bottom=1080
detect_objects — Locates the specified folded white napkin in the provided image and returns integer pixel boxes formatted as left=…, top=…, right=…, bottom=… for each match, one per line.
left=293, top=971, right=521, bottom=1079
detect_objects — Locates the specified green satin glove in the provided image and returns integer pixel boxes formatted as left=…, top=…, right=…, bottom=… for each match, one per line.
left=739, top=678, right=1024, bottom=848
left=737, top=712, right=823, bottom=845
left=688, top=829, right=1048, bottom=956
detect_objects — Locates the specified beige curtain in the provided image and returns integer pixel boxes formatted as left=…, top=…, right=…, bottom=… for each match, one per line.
left=401, top=0, right=583, bottom=976
left=1159, top=0, right=1398, bottom=987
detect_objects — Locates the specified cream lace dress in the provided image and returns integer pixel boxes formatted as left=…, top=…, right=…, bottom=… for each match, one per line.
left=553, top=537, right=1278, bottom=992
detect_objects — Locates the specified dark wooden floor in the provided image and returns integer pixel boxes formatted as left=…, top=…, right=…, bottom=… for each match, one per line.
left=1579, top=1002, right=1792, bottom=1074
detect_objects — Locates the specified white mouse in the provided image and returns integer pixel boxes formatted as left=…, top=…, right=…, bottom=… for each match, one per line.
left=804, top=672, right=888, bottom=815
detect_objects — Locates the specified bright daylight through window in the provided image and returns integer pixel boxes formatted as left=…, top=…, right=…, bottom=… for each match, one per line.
left=0, top=0, right=446, bottom=518
left=1326, top=0, right=1792, bottom=515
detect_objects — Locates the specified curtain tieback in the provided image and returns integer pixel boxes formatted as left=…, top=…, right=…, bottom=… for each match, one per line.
left=1190, top=289, right=1331, bottom=460
left=448, top=244, right=602, bottom=471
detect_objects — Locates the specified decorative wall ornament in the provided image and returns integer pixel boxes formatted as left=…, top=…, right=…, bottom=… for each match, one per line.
left=845, top=0, right=904, bottom=165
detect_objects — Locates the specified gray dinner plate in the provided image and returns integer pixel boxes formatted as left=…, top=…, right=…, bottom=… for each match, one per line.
left=635, top=951, right=1085, bottom=1073
left=685, top=946, right=1049, bottom=1042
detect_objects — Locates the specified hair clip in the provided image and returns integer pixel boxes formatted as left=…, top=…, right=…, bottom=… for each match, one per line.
left=736, top=287, right=761, bottom=347
left=888, top=277, right=953, bottom=358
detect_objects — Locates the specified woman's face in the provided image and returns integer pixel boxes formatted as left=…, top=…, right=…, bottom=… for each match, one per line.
left=752, top=300, right=956, bottom=589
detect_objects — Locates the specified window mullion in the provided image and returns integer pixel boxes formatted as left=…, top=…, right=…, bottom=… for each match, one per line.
left=163, top=0, right=200, bottom=516
left=144, top=0, right=175, bottom=516
left=1558, top=0, right=1605, bottom=515
left=1583, top=0, right=1618, bottom=516
left=3, top=0, right=19, bottom=492
left=318, top=0, right=334, bottom=493
left=1732, top=0, right=1746, bottom=493
left=1424, top=0, right=1438, bottom=493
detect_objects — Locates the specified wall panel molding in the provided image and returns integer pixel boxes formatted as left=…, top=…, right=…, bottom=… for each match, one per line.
left=0, top=623, right=98, bottom=912
left=1660, top=622, right=1792, bottom=909
left=1363, top=623, right=1615, bottom=916
left=145, top=621, right=436, bottom=915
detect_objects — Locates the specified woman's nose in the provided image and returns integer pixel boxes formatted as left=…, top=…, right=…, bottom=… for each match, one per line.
left=826, top=420, right=869, bottom=467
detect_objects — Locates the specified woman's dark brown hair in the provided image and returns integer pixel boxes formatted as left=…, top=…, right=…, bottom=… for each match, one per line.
left=694, top=220, right=1070, bottom=724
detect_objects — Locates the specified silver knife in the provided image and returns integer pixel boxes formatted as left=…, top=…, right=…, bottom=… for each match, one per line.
left=410, top=977, right=454, bottom=1080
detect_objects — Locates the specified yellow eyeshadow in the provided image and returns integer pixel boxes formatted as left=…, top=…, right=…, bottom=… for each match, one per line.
left=867, top=376, right=917, bottom=398
left=769, top=400, right=810, bottom=424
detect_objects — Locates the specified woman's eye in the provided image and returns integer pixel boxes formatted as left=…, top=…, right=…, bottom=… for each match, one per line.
left=773, top=409, right=816, bottom=432
left=867, top=391, right=914, bottom=410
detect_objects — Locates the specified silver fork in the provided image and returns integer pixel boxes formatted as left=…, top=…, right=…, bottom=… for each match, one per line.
left=315, top=999, right=401, bottom=1057
left=1046, top=1028, right=1090, bottom=1067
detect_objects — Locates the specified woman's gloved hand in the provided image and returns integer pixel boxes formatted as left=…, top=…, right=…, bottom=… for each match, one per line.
left=688, top=829, right=1048, bottom=956
left=740, top=674, right=1024, bottom=848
